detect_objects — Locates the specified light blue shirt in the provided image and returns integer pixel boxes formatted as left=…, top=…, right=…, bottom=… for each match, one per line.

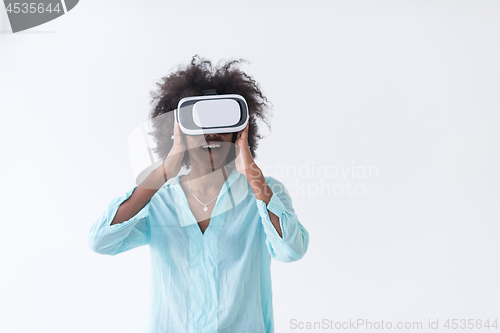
left=88, top=167, right=309, bottom=333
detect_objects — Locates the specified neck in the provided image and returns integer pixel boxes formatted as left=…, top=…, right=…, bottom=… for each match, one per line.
left=186, top=162, right=235, bottom=195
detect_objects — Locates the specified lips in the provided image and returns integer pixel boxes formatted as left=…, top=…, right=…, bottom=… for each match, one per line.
left=200, top=137, right=223, bottom=151
left=201, top=142, right=222, bottom=149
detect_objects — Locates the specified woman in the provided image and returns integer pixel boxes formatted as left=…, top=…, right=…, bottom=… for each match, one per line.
left=88, top=56, right=309, bottom=333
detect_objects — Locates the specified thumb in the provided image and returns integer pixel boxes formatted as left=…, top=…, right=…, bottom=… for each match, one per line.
left=234, top=141, right=241, bottom=156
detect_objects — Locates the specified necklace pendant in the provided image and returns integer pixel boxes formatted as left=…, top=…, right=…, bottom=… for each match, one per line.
left=203, top=206, right=208, bottom=212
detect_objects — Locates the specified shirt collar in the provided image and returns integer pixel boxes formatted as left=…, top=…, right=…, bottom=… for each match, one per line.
left=167, top=165, right=241, bottom=190
left=165, top=166, right=244, bottom=227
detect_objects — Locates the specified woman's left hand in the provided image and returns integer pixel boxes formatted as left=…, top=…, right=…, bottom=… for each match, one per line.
left=235, top=121, right=256, bottom=177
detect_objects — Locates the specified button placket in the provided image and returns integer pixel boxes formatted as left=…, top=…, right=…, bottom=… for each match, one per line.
left=261, top=202, right=268, bottom=217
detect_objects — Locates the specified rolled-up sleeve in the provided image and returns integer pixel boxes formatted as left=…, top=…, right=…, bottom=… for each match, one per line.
left=88, top=187, right=151, bottom=256
left=255, top=177, right=309, bottom=263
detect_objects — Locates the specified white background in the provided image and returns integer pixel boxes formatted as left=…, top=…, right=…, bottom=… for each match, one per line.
left=1, top=1, right=499, bottom=332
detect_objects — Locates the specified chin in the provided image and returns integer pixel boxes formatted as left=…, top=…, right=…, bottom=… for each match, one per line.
left=194, top=154, right=231, bottom=171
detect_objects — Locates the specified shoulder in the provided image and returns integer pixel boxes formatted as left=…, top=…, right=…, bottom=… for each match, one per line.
left=149, top=181, right=177, bottom=206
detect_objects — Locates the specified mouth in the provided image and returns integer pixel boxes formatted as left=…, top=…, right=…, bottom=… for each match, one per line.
left=201, top=142, right=222, bottom=150
left=200, top=141, right=224, bottom=158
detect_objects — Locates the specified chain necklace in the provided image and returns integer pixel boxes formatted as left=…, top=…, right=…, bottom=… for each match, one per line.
left=187, top=173, right=219, bottom=211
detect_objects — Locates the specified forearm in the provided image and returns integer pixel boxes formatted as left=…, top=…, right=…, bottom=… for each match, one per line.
left=245, top=163, right=283, bottom=238
left=111, top=165, right=166, bottom=225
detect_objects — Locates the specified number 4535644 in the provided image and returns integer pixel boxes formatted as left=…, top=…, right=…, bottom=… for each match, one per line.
left=6, top=3, right=61, bottom=14
left=444, top=319, right=498, bottom=330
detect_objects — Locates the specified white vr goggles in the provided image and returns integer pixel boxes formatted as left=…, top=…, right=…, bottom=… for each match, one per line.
left=128, top=93, right=249, bottom=185
left=175, top=94, right=249, bottom=135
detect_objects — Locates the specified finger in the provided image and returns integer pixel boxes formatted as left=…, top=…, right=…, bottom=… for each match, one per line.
left=239, top=121, right=249, bottom=142
left=237, top=121, right=248, bottom=139
left=173, top=121, right=183, bottom=146
left=243, top=120, right=249, bottom=134
left=234, top=141, right=240, bottom=156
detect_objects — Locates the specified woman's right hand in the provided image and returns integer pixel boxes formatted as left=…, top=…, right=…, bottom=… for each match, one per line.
left=162, top=119, right=185, bottom=181
left=138, top=119, right=185, bottom=190
left=112, top=121, right=185, bottom=223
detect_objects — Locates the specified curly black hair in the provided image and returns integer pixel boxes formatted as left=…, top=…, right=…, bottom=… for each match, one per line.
left=149, top=55, right=271, bottom=169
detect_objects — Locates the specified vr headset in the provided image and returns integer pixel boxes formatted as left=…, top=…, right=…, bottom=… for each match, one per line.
left=175, top=93, right=249, bottom=135
left=128, top=93, right=248, bottom=185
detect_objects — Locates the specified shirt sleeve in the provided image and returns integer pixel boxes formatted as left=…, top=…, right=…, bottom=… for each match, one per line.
left=88, top=186, right=151, bottom=256
left=255, top=176, right=309, bottom=263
